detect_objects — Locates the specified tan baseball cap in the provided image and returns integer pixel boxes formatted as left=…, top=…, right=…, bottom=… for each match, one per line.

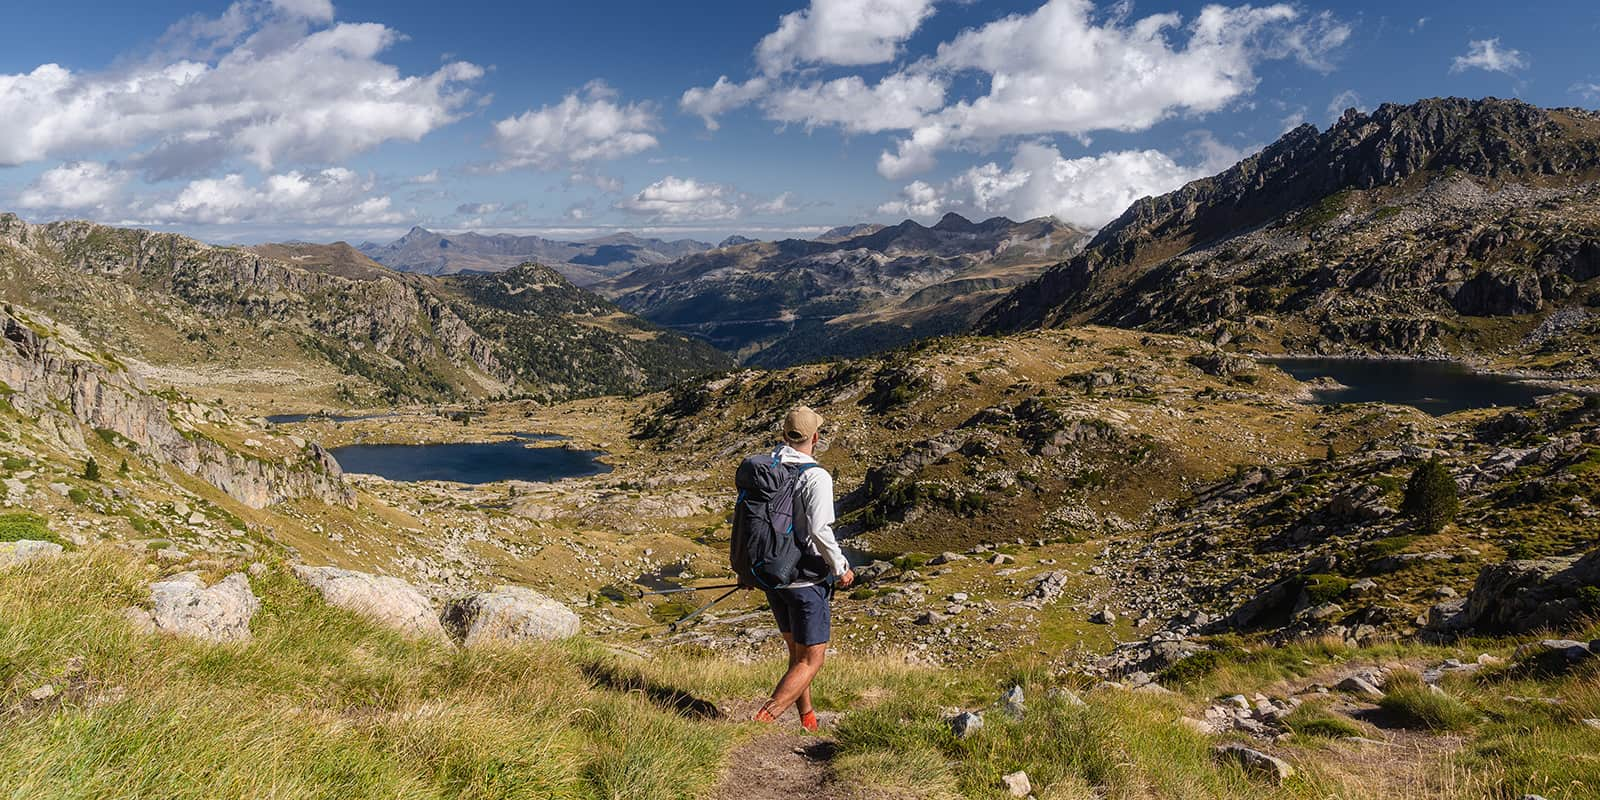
left=782, top=405, right=824, bottom=445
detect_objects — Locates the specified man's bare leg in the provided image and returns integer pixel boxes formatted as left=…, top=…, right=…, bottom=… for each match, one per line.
left=780, top=633, right=815, bottom=716
left=763, top=640, right=827, bottom=718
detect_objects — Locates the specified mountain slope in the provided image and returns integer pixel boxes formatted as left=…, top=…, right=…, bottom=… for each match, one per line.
left=605, top=213, right=1089, bottom=366
left=981, top=98, right=1600, bottom=376
left=0, top=215, right=731, bottom=405
left=360, top=226, right=712, bottom=286
left=247, top=241, right=392, bottom=281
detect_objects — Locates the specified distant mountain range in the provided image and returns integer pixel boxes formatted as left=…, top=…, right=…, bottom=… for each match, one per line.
left=981, top=97, right=1600, bottom=377
left=0, top=216, right=731, bottom=405
left=358, top=226, right=714, bottom=286
left=603, top=213, right=1089, bottom=366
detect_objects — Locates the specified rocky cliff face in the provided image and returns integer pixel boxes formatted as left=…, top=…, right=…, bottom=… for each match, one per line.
left=0, top=307, right=352, bottom=508
left=980, top=98, right=1600, bottom=370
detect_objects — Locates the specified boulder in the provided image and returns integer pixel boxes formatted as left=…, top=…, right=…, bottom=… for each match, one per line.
left=1213, top=743, right=1295, bottom=784
left=1461, top=550, right=1600, bottom=633
left=928, top=552, right=966, bottom=565
left=1001, top=770, right=1032, bottom=797
left=139, top=572, right=259, bottom=642
left=292, top=565, right=448, bottom=642
left=0, top=539, right=64, bottom=567
left=1512, top=639, right=1594, bottom=674
left=1090, top=608, right=1117, bottom=624
left=1021, top=570, right=1070, bottom=607
left=949, top=711, right=983, bottom=739
left=1336, top=675, right=1385, bottom=700
left=441, top=586, right=580, bottom=647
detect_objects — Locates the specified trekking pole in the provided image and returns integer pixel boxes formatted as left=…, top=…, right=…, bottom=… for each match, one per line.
left=668, top=587, right=740, bottom=633
left=635, top=582, right=741, bottom=598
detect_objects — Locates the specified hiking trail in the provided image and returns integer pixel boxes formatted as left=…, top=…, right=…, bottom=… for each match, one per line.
left=710, top=731, right=852, bottom=800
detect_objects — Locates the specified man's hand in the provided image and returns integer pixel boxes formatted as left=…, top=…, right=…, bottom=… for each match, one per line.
left=838, top=569, right=856, bottom=589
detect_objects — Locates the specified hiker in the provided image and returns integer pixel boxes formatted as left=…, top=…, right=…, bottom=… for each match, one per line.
left=731, top=405, right=854, bottom=732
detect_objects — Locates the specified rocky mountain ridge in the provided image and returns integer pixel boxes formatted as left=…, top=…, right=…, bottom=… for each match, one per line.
left=360, top=225, right=712, bottom=286
left=605, top=213, right=1089, bottom=365
left=0, top=214, right=730, bottom=405
left=981, top=98, right=1600, bottom=375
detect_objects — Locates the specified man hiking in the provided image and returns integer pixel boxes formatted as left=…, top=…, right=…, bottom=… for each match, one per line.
left=730, top=405, right=854, bottom=732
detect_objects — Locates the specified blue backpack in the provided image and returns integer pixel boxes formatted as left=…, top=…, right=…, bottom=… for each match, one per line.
left=730, top=453, right=819, bottom=589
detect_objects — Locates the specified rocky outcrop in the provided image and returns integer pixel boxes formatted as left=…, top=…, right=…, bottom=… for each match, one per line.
left=0, top=308, right=353, bottom=508
left=441, top=586, right=580, bottom=647
left=292, top=565, right=449, bottom=643
left=131, top=572, right=259, bottom=643
left=0, top=539, right=64, bottom=566
left=1459, top=549, right=1600, bottom=633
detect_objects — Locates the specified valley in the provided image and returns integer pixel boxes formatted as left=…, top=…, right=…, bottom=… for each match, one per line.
left=3, top=96, right=1598, bottom=800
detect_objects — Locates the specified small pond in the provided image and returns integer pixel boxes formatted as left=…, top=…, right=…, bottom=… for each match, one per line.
left=1265, top=358, right=1556, bottom=415
left=329, top=433, right=609, bottom=484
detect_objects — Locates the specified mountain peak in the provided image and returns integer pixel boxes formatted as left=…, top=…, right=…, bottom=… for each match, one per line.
left=932, top=212, right=976, bottom=232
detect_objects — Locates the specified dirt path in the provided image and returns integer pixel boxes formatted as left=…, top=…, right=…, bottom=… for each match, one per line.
left=709, top=731, right=854, bottom=800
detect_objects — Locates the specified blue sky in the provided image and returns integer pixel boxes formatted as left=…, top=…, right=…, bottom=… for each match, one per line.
left=2, top=0, right=1597, bottom=245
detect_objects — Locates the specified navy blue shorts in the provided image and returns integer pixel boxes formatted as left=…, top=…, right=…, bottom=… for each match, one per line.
left=765, top=584, right=831, bottom=646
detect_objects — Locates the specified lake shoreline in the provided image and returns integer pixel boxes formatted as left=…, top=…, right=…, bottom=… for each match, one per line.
left=1254, top=352, right=1598, bottom=396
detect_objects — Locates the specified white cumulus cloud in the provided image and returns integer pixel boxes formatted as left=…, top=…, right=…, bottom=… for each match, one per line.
left=615, top=177, right=740, bottom=222
left=765, top=73, right=947, bottom=134
left=879, top=140, right=1237, bottom=228
left=1451, top=38, right=1527, bottom=75
left=490, top=81, right=659, bottom=171
left=17, top=162, right=130, bottom=211
left=0, top=3, right=481, bottom=173
left=143, top=167, right=404, bottom=225
left=877, top=0, right=1347, bottom=177
left=680, top=76, right=770, bottom=131
left=756, top=0, right=937, bottom=75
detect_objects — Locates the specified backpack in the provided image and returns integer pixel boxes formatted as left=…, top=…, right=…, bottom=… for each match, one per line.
left=730, top=452, right=819, bottom=590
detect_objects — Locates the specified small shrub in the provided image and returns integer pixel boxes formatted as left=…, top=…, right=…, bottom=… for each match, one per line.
left=83, top=457, right=102, bottom=482
left=1157, top=650, right=1228, bottom=684
left=1378, top=671, right=1476, bottom=731
left=1401, top=458, right=1459, bottom=534
left=0, top=513, right=57, bottom=543
left=68, top=487, right=90, bottom=504
left=1302, top=573, right=1353, bottom=605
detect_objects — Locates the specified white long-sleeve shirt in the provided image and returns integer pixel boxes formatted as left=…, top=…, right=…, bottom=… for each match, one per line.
left=774, top=444, right=850, bottom=584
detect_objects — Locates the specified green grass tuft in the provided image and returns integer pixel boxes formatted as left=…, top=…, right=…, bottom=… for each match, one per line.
left=1378, top=671, right=1477, bottom=731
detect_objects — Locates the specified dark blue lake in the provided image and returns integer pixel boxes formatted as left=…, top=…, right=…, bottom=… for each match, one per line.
left=1266, top=358, right=1555, bottom=415
left=329, top=434, right=609, bottom=484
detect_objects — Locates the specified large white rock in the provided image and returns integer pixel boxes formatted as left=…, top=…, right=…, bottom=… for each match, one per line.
left=0, top=539, right=64, bottom=567
left=293, top=565, right=449, bottom=643
left=442, top=585, right=580, bottom=647
left=139, top=572, right=259, bottom=642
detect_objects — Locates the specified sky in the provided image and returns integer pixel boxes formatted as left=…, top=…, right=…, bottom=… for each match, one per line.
left=1, top=0, right=1597, bottom=246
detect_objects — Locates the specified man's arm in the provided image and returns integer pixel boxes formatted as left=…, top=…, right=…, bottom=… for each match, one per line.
left=800, top=470, right=851, bottom=579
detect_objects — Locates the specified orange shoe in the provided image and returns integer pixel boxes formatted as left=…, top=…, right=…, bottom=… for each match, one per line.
left=754, top=704, right=777, bottom=724
left=800, top=710, right=819, bottom=732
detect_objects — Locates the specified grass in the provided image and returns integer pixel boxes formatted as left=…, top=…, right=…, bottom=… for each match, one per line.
left=1282, top=701, right=1365, bottom=738
left=0, top=548, right=733, bottom=800
left=1377, top=671, right=1478, bottom=731
left=3, top=548, right=1598, bottom=799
